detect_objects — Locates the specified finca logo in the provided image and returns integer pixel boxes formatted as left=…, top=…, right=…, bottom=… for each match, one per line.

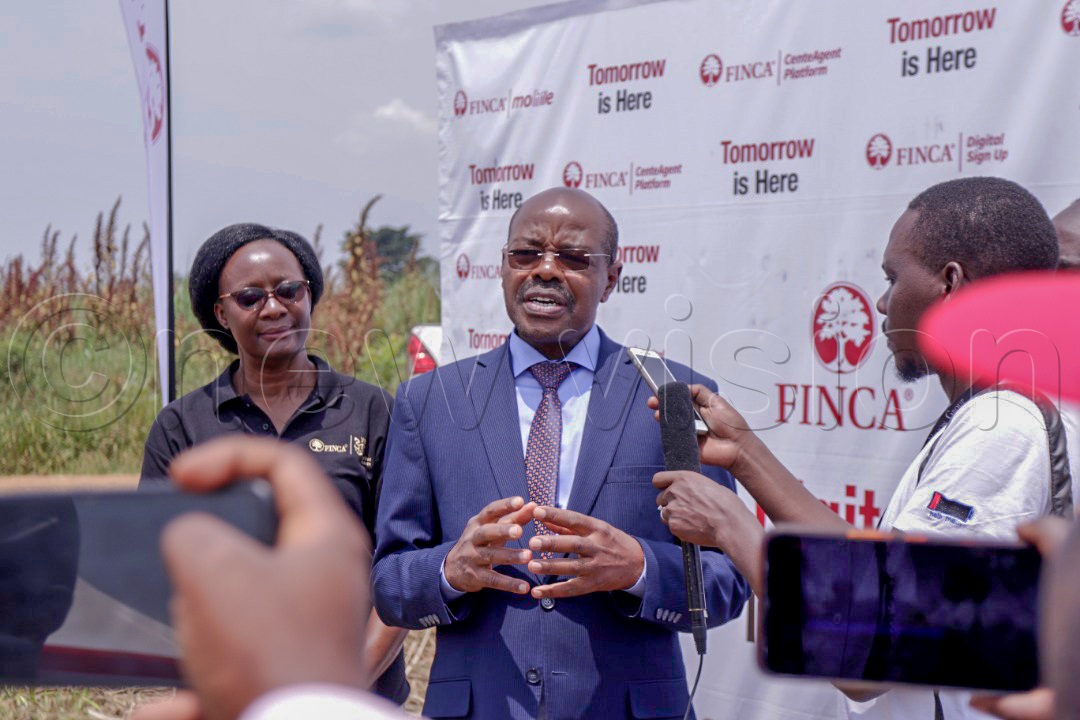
left=455, top=253, right=500, bottom=281
left=812, top=283, right=875, bottom=374
left=700, top=54, right=723, bottom=86
left=698, top=50, right=776, bottom=86
left=1064, top=0, right=1080, bottom=35
left=129, top=12, right=166, bottom=145
left=563, top=162, right=583, bottom=188
left=309, top=437, right=349, bottom=453
left=865, top=132, right=961, bottom=170
left=866, top=134, right=893, bottom=169
left=142, top=43, right=165, bottom=144
left=453, top=90, right=467, bottom=117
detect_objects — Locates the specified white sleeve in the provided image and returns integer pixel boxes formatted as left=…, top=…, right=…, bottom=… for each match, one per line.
left=890, top=393, right=1051, bottom=541
left=239, top=684, right=410, bottom=720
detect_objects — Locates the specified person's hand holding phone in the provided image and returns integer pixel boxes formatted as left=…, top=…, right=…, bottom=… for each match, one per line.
left=968, top=517, right=1072, bottom=720
left=133, top=436, right=370, bottom=720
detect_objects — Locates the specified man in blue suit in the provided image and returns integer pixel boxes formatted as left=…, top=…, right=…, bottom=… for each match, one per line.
left=372, top=187, right=750, bottom=720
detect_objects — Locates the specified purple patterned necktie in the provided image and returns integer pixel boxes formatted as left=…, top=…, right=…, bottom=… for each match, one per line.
left=525, top=361, right=575, bottom=555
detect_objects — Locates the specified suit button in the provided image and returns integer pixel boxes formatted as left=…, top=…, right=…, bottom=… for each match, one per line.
left=526, top=668, right=541, bottom=685
left=540, top=597, right=555, bottom=611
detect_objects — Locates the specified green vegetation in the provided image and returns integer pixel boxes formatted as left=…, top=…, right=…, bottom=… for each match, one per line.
left=0, top=196, right=440, bottom=475
left=0, top=198, right=442, bottom=717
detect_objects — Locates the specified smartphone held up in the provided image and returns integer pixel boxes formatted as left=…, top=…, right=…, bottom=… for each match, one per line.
left=760, top=529, right=1041, bottom=693
left=0, top=483, right=276, bottom=686
left=626, top=347, right=710, bottom=435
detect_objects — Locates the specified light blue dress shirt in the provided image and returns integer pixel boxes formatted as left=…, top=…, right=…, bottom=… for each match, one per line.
left=508, top=324, right=600, bottom=510
left=440, top=325, right=646, bottom=600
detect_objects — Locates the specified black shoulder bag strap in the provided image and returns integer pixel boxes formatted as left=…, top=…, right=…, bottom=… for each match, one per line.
left=998, top=385, right=1074, bottom=518
left=914, top=387, right=1073, bottom=517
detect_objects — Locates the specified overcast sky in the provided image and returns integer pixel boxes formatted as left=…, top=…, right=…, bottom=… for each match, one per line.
left=0, top=0, right=552, bottom=274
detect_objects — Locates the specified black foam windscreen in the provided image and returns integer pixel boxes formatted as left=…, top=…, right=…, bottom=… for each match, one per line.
left=657, top=382, right=701, bottom=473
left=656, top=381, right=710, bottom=656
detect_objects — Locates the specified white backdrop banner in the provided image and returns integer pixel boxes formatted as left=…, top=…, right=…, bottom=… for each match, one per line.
left=435, top=2, right=1080, bottom=718
left=119, top=0, right=170, bottom=406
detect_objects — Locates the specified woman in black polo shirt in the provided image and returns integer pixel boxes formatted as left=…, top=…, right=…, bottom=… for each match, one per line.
left=139, top=223, right=409, bottom=704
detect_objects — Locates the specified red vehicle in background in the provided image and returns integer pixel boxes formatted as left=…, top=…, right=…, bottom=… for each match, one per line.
left=407, top=324, right=442, bottom=376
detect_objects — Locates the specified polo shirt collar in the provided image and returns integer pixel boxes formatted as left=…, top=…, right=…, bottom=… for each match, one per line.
left=213, top=354, right=336, bottom=411
left=509, top=324, right=600, bottom=378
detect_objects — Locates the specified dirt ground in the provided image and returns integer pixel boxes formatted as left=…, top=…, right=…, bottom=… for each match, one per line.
left=0, top=475, right=138, bottom=493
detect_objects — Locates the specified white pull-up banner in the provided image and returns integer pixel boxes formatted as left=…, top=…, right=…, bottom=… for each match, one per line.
left=119, top=0, right=172, bottom=406
left=435, top=2, right=1080, bottom=718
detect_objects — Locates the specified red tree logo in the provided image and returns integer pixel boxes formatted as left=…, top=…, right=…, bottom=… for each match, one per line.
left=1064, top=0, right=1080, bottom=35
left=700, top=54, right=723, bottom=86
left=143, top=44, right=165, bottom=144
left=866, top=134, right=892, bottom=169
left=453, top=90, right=468, bottom=117
left=563, top=162, right=583, bottom=188
left=456, top=254, right=471, bottom=280
left=812, top=283, right=875, bottom=374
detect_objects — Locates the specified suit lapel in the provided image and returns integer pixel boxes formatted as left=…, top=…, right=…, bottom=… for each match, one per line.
left=566, top=333, right=640, bottom=517
left=471, top=343, right=527, bottom=498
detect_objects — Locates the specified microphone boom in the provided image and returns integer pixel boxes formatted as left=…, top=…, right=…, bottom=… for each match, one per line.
left=656, top=382, right=708, bottom=656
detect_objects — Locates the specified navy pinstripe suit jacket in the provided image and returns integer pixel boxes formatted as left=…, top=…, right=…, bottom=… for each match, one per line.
left=372, top=330, right=750, bottom=720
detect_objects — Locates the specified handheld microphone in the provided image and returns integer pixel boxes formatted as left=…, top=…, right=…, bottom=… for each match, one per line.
left=656, top=381, right=708, bottom=656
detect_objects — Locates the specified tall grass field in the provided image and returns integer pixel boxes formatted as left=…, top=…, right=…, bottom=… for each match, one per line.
left=0, top=200, right=441, bottom=717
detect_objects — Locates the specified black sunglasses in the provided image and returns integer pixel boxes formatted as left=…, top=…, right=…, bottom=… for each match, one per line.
left=218, top=279, right=311, bottom=311
left=504, top=247, right=610, bottom=273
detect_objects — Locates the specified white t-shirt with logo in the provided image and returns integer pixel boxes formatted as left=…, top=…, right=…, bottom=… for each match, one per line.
left=843, top=389, right=1077, bottom=720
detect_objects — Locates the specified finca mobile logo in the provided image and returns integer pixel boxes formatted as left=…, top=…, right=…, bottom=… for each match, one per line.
left=700, top=54, right=723, bottom=86
left=452, top=87, right=555, bottom=118
left=866, top=134, right=893, bottom=169
left=812, top=283, right=875, bottom=374
left=456, top=254, right=470, bottom=280
left=563, top=162, right=583, bottom=188
left=1064, top=0, right=1080, bottom=35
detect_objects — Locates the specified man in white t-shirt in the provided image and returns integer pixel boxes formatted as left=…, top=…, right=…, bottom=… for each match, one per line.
left=653, top=177, right=1070, bottom=720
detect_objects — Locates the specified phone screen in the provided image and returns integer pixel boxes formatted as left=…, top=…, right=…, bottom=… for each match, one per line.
left=632, top=351, right=679, bottom=392
left=628, top=349, right=709, bottom=435
left=0, top=485, right=275, bottom=686
left=762, top=533, right=1041, bottom=691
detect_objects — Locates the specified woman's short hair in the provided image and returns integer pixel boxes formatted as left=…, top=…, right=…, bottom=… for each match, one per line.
left=188, top=223, right=324, bottom=353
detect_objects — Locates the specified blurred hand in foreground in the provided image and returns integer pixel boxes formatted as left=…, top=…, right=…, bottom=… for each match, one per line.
left=134, top=436, right=370, bottom=720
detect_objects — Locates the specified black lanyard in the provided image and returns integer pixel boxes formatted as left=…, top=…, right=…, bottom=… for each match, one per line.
left=876, top=386, right=981, bottom=531
left=922, top=387, right=980, bottom=448
left=916, top=386, right=980, bottom=719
